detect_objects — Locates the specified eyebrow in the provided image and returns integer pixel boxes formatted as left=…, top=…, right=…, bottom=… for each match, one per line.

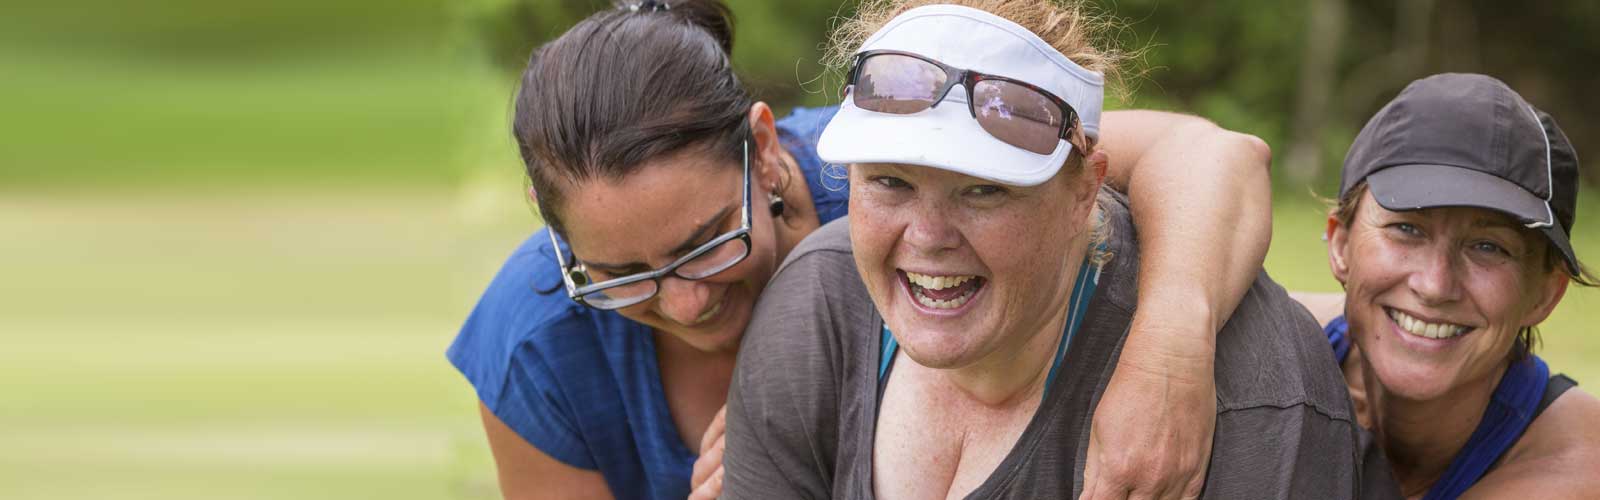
left=581, top=204, right=738, bottom=273
left=1471, top=218, right=1521, bottom=231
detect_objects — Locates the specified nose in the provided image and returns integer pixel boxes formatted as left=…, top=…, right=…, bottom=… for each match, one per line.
left=902, top=203, right=963, bottom=257
left=655, top=276, right=715, bottom=326
left=1408, top=246, right=1463, bottom=306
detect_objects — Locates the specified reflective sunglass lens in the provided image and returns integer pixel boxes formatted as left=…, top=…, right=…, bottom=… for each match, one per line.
left=854, top=54, right=948, bottom=114
left=973, top=79, right=1064, bottom=155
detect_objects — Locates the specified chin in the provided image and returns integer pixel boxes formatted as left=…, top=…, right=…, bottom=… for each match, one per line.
left=1367, top=353, right=1461, bottom=402
left=693, top=312, right=751, bottom=354
left=887, top=315, right=995, bottom=370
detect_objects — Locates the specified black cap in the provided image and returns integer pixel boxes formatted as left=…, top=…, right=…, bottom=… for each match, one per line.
left=1340, top=73, right=1581, bottom=275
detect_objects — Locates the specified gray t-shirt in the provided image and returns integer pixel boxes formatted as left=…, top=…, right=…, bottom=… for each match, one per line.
left=724, top=190, right=1367, bottom=499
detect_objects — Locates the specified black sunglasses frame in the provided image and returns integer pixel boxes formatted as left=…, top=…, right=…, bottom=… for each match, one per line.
left=547, top=139, right=754, bottom=310
left=846, top=49, right=1082, bottom=147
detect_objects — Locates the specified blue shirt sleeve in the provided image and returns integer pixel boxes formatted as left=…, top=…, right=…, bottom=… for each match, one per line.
left=446, top=229, right=599, bottom=469
left=776, top=105, right=850, bottom=225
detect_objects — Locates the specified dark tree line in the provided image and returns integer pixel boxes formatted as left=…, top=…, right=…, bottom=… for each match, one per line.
left=479, top=0, right=1600, bottom=187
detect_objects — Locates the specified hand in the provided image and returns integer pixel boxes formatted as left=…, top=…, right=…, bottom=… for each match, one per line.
left=688, top=405, right=727, bottom=500
left=1080, top=327, right=1216, bottom=500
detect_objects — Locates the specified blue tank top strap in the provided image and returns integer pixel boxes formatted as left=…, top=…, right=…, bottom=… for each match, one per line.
left=1324, top=315, right=1352, bottom=365
left=1423, top=355, right=1550, bottom=500
left=1323, top=315, right=1556, bottom=497
left=878, top=247, right=1103, bottom=398
left=1045, top=250, right=1103, bottom=388
left=879, top=325, right=898, bottom=378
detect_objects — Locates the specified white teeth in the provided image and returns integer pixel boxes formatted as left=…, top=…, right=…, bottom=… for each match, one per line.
left=912, top=287, right=974, bottom=309
left=904, top=271, right=982, bottom=309
left=1387, top=309, right=1468, bottom=339
left=905, top=272, right=976, bottom=290
left=694, top=298, right=724, bottom=324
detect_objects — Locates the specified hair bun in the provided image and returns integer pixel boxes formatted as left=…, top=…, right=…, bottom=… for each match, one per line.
left=614, top=0, right=735, bottom=55
left=627, top=0, right=670, bottom=13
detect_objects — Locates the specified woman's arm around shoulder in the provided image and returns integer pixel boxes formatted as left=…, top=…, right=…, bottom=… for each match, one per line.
left=479, top=403, right=612, bottom=500
left=1079, top=110, right=1273, bottom=500
left=1463, top=387, right=1600, bottom=499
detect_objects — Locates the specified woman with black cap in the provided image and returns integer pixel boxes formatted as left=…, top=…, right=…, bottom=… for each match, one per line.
left=1296, top=73, right=1600, bottom=498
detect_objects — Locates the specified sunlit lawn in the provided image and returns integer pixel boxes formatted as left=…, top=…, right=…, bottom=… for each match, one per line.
left=0, top=185, right=532, bottom=500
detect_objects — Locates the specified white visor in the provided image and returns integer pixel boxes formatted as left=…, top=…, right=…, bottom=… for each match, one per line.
left=818, top=4, right=1105, bottom=186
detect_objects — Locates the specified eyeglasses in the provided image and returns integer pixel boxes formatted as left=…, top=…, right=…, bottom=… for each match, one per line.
left=845, top=49, right=1080, bottom=155
left=547, top=140, right=753, bottom=310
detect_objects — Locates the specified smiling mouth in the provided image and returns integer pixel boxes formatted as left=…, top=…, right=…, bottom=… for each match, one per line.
left=1386, top=307, right=1473, bottom=340
left=692, top=296, right=726, bottom=325
left=900, top=270, right=986, bottom=310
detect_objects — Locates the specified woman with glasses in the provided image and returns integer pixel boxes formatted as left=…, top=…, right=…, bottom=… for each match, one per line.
left=723, top=1, right=1361, bottom=498
left=448, top=1, right=1277, bottom=498
left=1291, top=74, right=1600, bottom=499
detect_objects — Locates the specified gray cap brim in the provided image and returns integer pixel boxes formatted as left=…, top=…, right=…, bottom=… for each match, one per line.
left=1367, top=164, right=1578, bottom=275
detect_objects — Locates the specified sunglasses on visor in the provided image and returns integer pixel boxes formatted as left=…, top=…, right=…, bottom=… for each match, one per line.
left=845, top=49, right=1081, bottom=155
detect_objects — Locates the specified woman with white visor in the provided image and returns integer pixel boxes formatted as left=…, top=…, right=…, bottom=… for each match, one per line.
left=723, top=2, right=1365, bottom=498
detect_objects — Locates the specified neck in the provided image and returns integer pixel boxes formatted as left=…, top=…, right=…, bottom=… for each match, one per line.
left=940, top=228, right=1093, bottom=408
left=1357, top=357, right=1508, bottom=496
left=655, top=328, right=739, bottom=366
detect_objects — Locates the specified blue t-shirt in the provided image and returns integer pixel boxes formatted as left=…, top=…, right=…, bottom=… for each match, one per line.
left=447, top=106, right=843, bottom=500
left=1322, top=315, right=1555, bottom=499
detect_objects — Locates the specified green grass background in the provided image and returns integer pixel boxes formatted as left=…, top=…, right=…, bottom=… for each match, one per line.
left=4, top=10, right=1599, bottom=499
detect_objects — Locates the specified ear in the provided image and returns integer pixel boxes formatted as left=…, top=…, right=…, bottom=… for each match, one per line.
left=527, top=186, right=539, bottom=204
left=1522, top=268, right=1571, bottom=327
left=747, top=102, right=783, bottom=191
left=1327, top=212, right=1352, bottom=287
left=1080, top=150, right=1109, bottom=205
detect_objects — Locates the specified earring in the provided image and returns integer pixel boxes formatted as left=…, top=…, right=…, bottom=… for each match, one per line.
left=768, top=191, right=786, bottom=217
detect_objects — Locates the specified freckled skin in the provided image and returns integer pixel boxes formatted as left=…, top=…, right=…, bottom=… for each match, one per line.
left=1328, top=191, right=1568, bottom=402
left=847, top=162, right=1100, bottom=371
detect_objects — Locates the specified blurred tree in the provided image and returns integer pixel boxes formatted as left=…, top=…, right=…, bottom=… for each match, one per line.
left=471, top=0, right=856, bottom=113
left=479, top=0, right=1600, bottom=187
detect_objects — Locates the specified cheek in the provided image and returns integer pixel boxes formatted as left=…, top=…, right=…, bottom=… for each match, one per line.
left=1345, top=237, right=1408, bottom=290
left=1473, top=267, right=1542, bottom=326
left=847, top=203, right=902, bottom=265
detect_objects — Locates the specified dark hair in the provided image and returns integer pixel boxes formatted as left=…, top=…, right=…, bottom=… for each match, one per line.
left=513, top=0, right=753, bottom=236
left=1334, top=180, right=1597, bottom=360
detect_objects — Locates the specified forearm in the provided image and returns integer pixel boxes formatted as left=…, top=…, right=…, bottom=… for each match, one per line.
left=1120, top=116, right=1272, bottom=346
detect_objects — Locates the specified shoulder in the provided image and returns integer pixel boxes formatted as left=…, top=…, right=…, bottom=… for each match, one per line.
left=1089, top=188, right=1139, bottom=312
left=1472, top=384, right=1600, bottom=497
left=1094, top=188, right=1347, bottom=417
left=777, top=106, right=850, bottom=225
left=446, top=228, right=627, bottom=412
left=733, top=217, right=876, bottom=418
left=776, top=105, right=840, bottom=138
left=1210, top=266, right=1349, bottom=419
left=1288, top=291, right=1347, bottom=327
left=738, top=217, right=872, bottom=382
left=726, top=217, right=873, bottom=494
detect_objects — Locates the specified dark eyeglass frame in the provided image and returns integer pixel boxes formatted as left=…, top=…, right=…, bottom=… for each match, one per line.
left=547, top=140, right=754, bottom=310
left=845, top=49, right=1082, bottom=151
